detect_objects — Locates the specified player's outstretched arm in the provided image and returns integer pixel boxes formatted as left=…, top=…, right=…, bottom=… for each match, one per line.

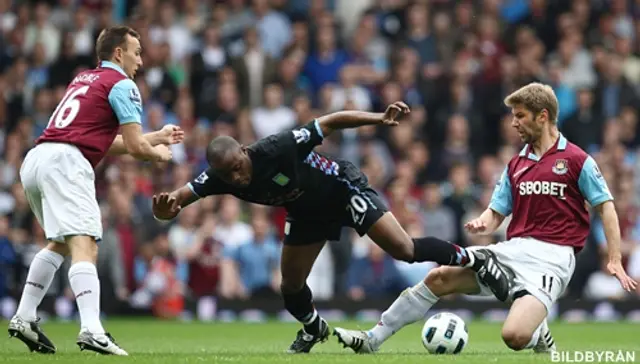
left=315, top=101, right=410, bottom=137
left=121, top=123, right=173, bottom=162
left=594, top=201, right=638, bottom=292
left=152, top=186, right=200, bottom=220
left=108, top=124, right=185, bottom=156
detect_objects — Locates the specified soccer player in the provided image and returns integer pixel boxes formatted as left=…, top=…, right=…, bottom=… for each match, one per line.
left=333, top=83, right=638, bottom=354
left=152, top=101, right=513, bottom=353
left=8, top=26, right=183, bottom=356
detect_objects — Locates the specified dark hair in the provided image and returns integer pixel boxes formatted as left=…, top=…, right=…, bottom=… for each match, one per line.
left=95, top=26, right=140, bottom=62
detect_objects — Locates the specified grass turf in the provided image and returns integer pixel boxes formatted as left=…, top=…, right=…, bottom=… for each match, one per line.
left=0, top=320, right=637, bottom=363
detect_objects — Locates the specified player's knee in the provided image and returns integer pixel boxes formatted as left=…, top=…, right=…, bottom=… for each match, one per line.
left=424, top=268, right=451, bottom=297
left=67, top=236, right=98, bottom=263
left=501, top=327, right=530, bottom=351
left=280, top=279, right=304, bottom=295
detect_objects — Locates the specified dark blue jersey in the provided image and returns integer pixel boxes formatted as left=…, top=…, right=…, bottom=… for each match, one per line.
left=188, top=120, right=370, bottom=217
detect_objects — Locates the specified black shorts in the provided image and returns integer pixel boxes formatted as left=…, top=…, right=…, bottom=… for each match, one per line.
left=283, top=188, right=388, bottom=246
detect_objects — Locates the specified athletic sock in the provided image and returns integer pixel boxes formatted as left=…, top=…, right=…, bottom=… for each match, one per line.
left=68, top=262, right=105, bottom=334
left=412, top=237, right=475, bottom=267
left=282, top=284, right=323, bottom=336
left=16, top=249, right=64, bottom=322
left=368, top=281, right=439, bottom=348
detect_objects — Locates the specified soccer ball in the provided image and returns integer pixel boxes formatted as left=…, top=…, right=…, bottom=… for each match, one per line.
left=421, top=312, right=468, bottom=354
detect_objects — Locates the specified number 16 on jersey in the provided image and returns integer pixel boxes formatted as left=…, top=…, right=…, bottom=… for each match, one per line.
left=47, top=85, right=90, bottom=129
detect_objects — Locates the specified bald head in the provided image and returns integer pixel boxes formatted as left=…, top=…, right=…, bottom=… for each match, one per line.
left=206, top=136, right=241, bottom=168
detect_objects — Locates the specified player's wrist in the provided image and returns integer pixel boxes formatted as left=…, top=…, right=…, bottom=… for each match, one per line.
left=153, top=213, right=172, bottom=222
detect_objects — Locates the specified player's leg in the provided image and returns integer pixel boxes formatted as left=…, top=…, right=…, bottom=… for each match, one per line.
left=485, top=238, right=573, bottom=352
left=38, top=145, right=126, bottom=355
left=351, top=189, right=514, bottom=301
left=281, top=238, right=329, bottom=353
left=334, top=266, right=481, bottom=353
left=66, top=235, right=125, bottom=355
left=501, top=294, right=550, bottom=351
left=9, top=149, right=61, bottom=354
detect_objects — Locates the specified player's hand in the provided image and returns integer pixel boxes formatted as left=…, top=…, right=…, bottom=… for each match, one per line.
left=160, top=124, right=185, bottom=145
left=382, top=101, right=410, bottom=126
left=464, top=218, right=487, bottom=234
left=152, top=192, right=181, bottom=220
left=606, top=259, right=638, bottom=292
left=154, top=144, right=173, bottom=162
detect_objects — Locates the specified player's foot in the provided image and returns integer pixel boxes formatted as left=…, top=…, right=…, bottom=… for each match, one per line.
left=286, top=318, right=329, bottom=353
left=77, top=330, right=128, bottom=356
left=533, top=319, right=556, bottom=353
left=333, top=327, right=377, bottom=354
left=8, top=315, right=56, bottom=354
left=471, top=249, right=515, bottom=302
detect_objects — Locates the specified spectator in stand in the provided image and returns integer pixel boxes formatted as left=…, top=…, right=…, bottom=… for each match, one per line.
left=222, top=215, right=280, bottom=299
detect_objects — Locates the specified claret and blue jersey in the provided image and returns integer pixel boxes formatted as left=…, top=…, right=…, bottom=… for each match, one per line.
left=488, top=134, right=613, bottom=252
left=36, top=61, right=143, bottom=167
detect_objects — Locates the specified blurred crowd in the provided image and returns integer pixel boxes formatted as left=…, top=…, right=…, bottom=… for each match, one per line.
left=1, top=0, right=640, bottom=319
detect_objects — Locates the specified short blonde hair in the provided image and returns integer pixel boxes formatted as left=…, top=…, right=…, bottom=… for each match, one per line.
left=504, top=82, right=559, bottom=124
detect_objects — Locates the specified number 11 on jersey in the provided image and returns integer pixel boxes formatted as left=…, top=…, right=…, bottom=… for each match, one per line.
left=47, top=85, right=90, bottom=129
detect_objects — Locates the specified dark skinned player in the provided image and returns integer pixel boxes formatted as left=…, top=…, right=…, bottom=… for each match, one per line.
left=152, top=101, right=513, bottom=353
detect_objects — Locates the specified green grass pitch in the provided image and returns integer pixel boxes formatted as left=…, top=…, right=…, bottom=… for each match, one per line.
left=0, top=320, right=637, bottom=363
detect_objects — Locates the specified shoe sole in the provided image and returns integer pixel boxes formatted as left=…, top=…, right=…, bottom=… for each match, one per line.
left=333, top=329, right=353, bottom=350
left=77, top=339, right=118, bottom=355
left=8, top=328, right=56, bottom=354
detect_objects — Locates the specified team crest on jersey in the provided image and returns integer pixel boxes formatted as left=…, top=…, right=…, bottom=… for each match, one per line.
left=195, top=172, right=209, bottom=184
left=272, top=173, right=290, bottom=186
left=292, top=129, right=311, bottom=144
left=552, top=159, right=568, bottom=175
left=129, top=88, right=141, bottom=105
left=593, top=164, right=603, bottom=178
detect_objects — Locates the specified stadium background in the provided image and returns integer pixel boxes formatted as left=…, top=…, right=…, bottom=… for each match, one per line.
left=0, top=0, right=639, bottom=325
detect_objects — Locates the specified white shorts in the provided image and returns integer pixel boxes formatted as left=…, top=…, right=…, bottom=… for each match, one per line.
left=467, top=237, right=576, bottom=313
left=20, top=143, right=102, bottom=243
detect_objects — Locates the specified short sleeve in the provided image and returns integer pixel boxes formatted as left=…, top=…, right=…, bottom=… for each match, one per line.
left=108, top=79, right=143, bottom=125
left=488, top=167, right=513, bottom=216
left=578, top=156, right=613, bottom=207
left=187, top=168, right=227, bottom=198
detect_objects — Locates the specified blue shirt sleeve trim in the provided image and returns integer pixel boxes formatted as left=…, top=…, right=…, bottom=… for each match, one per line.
left=578, top=156, right=613, bottom=207
left=186, top=182, right=201, bottom=198
left=313, top=119, right=324, bottom=139
left=488, top=167, right=513, bottom=216
left=108, top=79, right=143, bottom=125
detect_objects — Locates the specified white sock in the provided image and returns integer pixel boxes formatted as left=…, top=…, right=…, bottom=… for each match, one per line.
left=525, top=323, right=542, bottom=349
left=16, top=249, right=64, bottom=322
left=69, top=262, right=105, bottom=334
left=368, top=281, right=439, bottom=348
